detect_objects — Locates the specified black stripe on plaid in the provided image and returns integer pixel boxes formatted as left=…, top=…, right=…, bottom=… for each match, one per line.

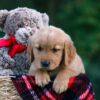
left=11, top=74, right=95, bottom=100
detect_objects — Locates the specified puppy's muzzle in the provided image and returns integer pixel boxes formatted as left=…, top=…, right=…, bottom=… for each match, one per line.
left=41, top=60, right=50, bottom=68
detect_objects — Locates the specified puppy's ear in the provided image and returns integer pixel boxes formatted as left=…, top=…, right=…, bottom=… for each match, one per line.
left=27, top=39, right=34, bottom=62
left=63, top=36, right=76, bottom=66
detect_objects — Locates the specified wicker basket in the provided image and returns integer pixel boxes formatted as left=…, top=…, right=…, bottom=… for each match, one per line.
left=0, top=76, right=21, bottom=100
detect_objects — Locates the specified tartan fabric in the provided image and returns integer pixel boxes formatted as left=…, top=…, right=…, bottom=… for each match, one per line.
left=11, top=74, right=95, bottom=100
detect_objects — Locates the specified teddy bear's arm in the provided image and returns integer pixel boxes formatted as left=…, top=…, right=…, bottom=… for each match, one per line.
left=0, top=47, right=15, bottom=68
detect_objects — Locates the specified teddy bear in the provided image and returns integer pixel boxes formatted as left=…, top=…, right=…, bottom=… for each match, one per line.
left=0, top=7, right=49, bottom=75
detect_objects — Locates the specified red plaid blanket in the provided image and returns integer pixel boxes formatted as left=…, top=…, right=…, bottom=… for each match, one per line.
left=11, top=74, right=95, bottom=100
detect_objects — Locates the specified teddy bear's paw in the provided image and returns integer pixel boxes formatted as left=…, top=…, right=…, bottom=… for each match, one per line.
left=35, top=71, right=50, bottom=87
left=15, top=27, right=36, bottom=45
left=53, top=78, right=69, bottom=94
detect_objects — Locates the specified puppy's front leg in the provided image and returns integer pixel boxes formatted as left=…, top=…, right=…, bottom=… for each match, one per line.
left=35, top=69, right=50, bottom=87
left=53, top=68, right=75, bottom=94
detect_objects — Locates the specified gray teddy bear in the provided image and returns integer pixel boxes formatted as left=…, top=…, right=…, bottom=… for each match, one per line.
left=0, top=7, right=49, bottom=75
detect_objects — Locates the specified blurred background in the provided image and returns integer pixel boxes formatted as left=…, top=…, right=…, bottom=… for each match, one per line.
left=0, top=0, right=99, bottom=99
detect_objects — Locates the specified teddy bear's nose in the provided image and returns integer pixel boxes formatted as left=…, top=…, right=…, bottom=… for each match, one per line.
left=41, top=60, right=50, bottom=68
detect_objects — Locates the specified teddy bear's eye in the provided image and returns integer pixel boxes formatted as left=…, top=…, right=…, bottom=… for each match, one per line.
left=18, top=23, right=23, bottom=28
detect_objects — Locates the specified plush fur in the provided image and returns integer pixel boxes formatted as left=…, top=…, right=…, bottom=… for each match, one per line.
left=0, top=7, right=49, bottom=75
left=28, top=26, right=85, bottom=93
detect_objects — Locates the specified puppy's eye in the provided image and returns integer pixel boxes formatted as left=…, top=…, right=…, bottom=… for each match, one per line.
left=51, top=48, right=58, bottom=53
left=37, top=47, right=43, bottom=51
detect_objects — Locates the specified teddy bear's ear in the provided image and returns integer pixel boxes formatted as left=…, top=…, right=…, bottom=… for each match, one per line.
left=0, top=10, right=9, bottom=31
left=42, top=13, right=49, bottom=26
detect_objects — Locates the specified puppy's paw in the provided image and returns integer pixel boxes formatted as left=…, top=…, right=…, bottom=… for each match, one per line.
left=53, top=77, right=69, bottom=94
left=35, top=70, right=50, bottom=87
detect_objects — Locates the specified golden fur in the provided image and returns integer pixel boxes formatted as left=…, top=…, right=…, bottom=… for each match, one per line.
left=27, top=26, right=85, bottom=93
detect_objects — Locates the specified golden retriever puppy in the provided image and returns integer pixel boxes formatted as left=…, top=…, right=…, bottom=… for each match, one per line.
left=27, top=26, right=85, bottom=93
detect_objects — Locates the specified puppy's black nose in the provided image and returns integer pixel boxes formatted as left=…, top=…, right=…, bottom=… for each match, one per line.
left=41, top=60, right=50, bottom=68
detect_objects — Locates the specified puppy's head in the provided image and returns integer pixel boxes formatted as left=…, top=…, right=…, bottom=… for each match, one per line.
left=27, top=26, right=76, bottom=71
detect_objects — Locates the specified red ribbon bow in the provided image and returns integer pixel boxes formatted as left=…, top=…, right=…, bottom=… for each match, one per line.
left=0, top=33, right=27, bottom=58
